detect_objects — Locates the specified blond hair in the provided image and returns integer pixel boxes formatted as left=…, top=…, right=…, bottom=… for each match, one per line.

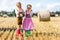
left=16, top=2, right=21, bottom=8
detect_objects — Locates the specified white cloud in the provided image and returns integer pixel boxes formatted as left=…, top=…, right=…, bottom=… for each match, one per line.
left=0, top=0, right=16, bottom=11
left=0, top=0, right=60, bottom=12
left=1, top=0, right=7, bottom=6
left=14, top=0, right=20, bottom=3
left=0, top=0, right=8, bottom=11
left=36, top=3, right=41, bottom=7
left=47, top=3, right=60, bottom=9
left=0, top=0, right=41, bottom=11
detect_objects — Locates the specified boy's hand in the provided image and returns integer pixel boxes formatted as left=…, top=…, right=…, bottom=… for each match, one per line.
left=18, top=13, right=20, bottom=15
left=18, top=10, right=20, bottom=15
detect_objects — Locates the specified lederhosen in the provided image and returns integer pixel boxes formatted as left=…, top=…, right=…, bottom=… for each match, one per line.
left=17, top=12, right=23, bottom=25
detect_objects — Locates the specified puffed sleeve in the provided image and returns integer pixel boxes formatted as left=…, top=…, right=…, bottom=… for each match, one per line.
left=15, top=9, right=19, bottom=17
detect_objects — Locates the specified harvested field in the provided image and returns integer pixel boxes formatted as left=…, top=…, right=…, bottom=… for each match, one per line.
left=0, top=17, right=60, bottom=40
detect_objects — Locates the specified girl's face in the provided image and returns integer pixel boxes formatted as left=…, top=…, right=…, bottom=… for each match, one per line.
left=16, top=2, right=21, bottom=8
left=27, top=5, right=32, bottom=10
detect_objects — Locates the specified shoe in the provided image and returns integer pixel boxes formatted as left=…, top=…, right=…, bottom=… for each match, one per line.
left=16, top=29, right=21, bottom=36
left=16, top=29, right=23, bottom=37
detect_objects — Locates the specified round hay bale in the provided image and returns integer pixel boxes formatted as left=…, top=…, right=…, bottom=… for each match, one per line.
left=38, top=10, right=50, bottom=21
left=3, top=14, right=8, bottom=18
left=55, top=14, right=58, bottom=17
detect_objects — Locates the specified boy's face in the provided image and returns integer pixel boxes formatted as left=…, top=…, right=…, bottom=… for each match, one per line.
left=16, top=3, right=21, bottom=8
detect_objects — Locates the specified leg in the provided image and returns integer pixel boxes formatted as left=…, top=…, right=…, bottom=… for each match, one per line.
left=16, top=25, right=21, bottom=36
left=16, top=23, right=21, bottom=36
left=16, top=17, right=23, bottom=36
left=19, top=24, right=23, bottom=37
left=23, top=30, right=28, bottom=40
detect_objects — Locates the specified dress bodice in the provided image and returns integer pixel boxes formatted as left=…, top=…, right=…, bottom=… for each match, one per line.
left=26, top=11, right=31, bottom=18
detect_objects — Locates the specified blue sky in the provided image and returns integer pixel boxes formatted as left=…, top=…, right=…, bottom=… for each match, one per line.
left=0, top=0, right=60, bottom=12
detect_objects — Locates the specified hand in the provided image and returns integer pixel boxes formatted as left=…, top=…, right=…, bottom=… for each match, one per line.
left=17, top=10, right=20, bottom=15
left=18, top=12, right=20, bottom=15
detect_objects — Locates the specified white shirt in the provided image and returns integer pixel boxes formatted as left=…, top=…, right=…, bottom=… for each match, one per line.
left=15, top=7, right=24, bottom=17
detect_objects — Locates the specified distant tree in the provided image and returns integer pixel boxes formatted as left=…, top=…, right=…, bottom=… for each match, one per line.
left=7, top=10, right=16, bottom=17
left=11, top=10, right=16, bottom=17
left=1, top=11, right=7, bottom=15
left=56, top=11, right=60, bottom=15
left=0, top=11, right=7, bottom=17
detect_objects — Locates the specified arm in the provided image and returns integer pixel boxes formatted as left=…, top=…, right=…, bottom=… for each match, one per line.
left=22, top=10, right=26, bottom=16
left=30, top=10, right=33, bottom=17
left=15, top=9, right=20, bottom=17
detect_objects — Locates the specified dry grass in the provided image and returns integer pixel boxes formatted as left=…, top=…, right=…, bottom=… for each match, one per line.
left=0, top=17, right=60, bottom=40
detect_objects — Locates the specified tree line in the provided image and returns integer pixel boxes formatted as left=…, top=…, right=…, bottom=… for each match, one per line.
left=0, top=10, right=16, bottom=17
left=0, top=10, right=60, bottom=17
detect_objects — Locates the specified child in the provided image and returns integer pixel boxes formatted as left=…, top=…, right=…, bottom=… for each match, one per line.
left=23, top=4, right=34, bottom=37
left=15, top=2, right=24, bottom=36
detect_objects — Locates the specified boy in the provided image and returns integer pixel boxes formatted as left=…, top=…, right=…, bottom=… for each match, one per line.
left=15, top=2, right=24, bottom=36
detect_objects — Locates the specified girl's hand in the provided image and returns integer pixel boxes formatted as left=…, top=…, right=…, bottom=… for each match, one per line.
left=30, top=12, right=32, bottom=17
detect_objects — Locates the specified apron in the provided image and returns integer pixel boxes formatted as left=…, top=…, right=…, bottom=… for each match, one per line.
left=23, top=11, right=34, bottom=30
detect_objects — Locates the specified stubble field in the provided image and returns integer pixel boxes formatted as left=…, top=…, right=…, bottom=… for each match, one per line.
left=0, top=17, right=60, bottom=40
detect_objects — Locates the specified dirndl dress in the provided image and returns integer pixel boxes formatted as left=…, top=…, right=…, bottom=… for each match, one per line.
left=23, top=11, right=34, bottom=30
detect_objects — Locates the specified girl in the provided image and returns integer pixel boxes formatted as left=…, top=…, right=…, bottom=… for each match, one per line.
left=23, top=4, right=34, bottom=37
left=15, top=2, right=24, bottom=36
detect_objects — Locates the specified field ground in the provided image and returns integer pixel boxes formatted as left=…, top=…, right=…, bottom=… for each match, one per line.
left=0, top=17, right=60, bottom=40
